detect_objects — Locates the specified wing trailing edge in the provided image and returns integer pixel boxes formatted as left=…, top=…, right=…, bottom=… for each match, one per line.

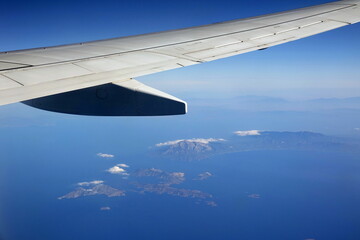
left=22, top=79, right=187, bottom=116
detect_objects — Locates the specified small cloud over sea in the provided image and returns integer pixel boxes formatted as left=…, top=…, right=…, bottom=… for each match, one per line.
left=117, top=163, right=129, bottom=168
left=107, top=165, right=130, bottom=176
left=100, top=207, right=111, bottom=211
left=97, top=153, right=115, bottom=158
left=234, top=130, right=261, bottom=136
left=77, top=180, right=104, bottom=186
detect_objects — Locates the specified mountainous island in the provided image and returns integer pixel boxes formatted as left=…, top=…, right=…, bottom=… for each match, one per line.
left=154, top=131, right=359, bottom=160
left=58, top=183, right=125, bottom=200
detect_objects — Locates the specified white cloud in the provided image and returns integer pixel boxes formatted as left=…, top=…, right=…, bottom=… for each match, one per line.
left=97, top=153, right=115, bottom=158
left=107, top=166, right=126, bottom=175
left=156, top=138, right=225, bottom=147
left=117, top=163, right=129, bottom=168
left=234, top=130, right=261, bottom=136
left=77, top=180, right=104, bottom=186
left=100, top=207, right=111, bottom=211
left=171, top=172, right=185, bottom=178
left=355, top=128, right=360, bottom=131
left=248, top=194, right=261, bottom=199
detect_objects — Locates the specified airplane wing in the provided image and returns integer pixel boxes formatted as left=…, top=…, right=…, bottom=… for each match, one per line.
left=0, top=0, right=359, bottom=116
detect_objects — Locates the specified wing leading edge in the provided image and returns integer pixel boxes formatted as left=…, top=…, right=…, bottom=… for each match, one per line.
left=0, top=0, right=359, bottom=115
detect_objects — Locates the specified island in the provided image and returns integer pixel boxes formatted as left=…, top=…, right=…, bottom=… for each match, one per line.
left=58, top=184, right=125, bottom=200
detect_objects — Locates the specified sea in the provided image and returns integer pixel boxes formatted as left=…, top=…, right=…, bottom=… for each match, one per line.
left=1, top=146, right=359, bottom=240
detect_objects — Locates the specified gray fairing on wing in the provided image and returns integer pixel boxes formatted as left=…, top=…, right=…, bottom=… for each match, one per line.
left=22, top=83, right=187, bottom=116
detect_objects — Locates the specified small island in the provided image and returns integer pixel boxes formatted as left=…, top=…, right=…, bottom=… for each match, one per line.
left=133, top=168, right=215, bottom=205
left=195, top=172, right=213, bottom=181
left=59, top=184, right=125, bottom=200
left=134, top=183, right=212, bottom=199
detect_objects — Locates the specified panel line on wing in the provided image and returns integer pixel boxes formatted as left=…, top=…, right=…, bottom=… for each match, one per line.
left=275, top=27, right=300, bottom=34
left=0, top=60, right=31, bottom=66
left=0, top=74, right=25, bottom=86
left=187, top=37, right=297, bottom=61
left=139, top=50, right=204, bottom=64
left=215, top=41, right=244, bottom=48
left=300, top=20, right=324, bottom=28
left=326, top=19, right=352, bottom=24
left=0, top=60, right=32, bottom=71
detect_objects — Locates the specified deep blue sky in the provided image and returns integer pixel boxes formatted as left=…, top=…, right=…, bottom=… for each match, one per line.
left=1, top=0, right=360, bottom=99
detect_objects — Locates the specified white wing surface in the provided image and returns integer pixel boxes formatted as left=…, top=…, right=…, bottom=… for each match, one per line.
left=0, top=0, right=359, bottom=115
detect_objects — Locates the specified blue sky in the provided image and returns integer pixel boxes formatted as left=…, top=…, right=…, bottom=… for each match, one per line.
left=1, top=0, right=360, bottom=99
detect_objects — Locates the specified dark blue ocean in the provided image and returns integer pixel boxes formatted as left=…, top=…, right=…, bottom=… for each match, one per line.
left=1, top=146, right=360, bottom=240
